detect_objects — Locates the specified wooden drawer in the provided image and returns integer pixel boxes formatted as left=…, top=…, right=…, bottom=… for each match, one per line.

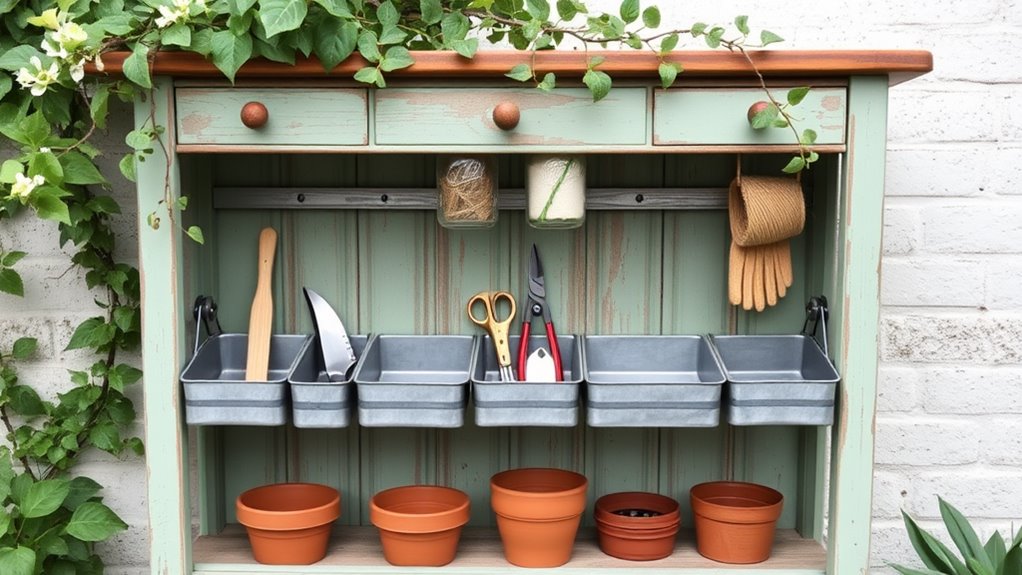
left=654, top=87, right=846, bottom=146
left=374, top=88, right=647, bottom=146
left=175, top=88, right=368, bottom=146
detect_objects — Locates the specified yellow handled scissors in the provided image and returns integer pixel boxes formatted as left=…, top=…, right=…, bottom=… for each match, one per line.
left=467, top=291, right=517, bottom=381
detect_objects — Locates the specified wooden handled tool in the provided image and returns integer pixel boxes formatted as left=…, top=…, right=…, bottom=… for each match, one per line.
left=245, top=227, right=277, bottom=381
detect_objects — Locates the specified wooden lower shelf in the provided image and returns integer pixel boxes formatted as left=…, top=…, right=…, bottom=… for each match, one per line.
left=193, top=525, right=826, bottom=574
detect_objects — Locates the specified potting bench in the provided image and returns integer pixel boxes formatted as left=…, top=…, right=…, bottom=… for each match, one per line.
left=117, top=49, right=932, bottom=574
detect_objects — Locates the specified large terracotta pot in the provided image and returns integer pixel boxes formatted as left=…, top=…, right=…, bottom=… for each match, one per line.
left=490, top=468, right=588, bottom=568
left=236, top=483, right=340, bottom=565
left=689, top=481, right=783, bottom=564
left=369, top=485, right=471, bottom=566
left=594, top=491, right=680, bottom=561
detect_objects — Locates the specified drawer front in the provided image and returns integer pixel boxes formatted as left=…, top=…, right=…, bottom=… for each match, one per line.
left=176, top=88, right=368, bottom=146
left=654, top=87, right=846, bottom=146
left=374, top=88, right=648, bottom=146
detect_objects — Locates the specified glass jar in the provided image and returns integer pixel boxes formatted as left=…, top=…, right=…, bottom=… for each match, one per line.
left=526, top=155, right=586, bottom=229
left=436, top=156, right=499, bottom=228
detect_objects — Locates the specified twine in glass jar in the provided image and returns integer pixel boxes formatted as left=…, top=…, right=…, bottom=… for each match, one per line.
left=438, top=157, right=496, bottom=225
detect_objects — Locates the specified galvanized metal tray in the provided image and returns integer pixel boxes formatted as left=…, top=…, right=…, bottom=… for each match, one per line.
left=471, top=335, right=582, bottom=427
left=288, top=335, right=369, bottom=428
left=710, top=334, right=840, bottom=426
left=181, top=333, right=311, bottom=426
left=583, top=335, right=725, bottom=427
left=353, top=335, right=475, bottom=427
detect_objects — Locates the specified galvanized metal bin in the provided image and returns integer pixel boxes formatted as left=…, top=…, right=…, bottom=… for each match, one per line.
left=181, top=334, right=311, bottom=426
left=583, top=335, right=726, bottom=427
left=472, top=335, right=582, bottom=427
left=353, top=335, right=475, bottom=427
left=710, top=334, right=840, bottom=426
left=288, top=335, right=369, bottom=428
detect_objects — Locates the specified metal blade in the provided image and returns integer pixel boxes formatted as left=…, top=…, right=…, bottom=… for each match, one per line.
left=303, top=287, right=357, bottom=382
left=528, top=243, right=546, bottom=300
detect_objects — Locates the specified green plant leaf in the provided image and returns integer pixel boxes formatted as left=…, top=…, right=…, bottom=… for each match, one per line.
left=441, top=12, right=470, bottom=42
left=122, top=43, right=151, bottom=89
left=801, top=128, right=818, bottom=146
left=59, top=152, right=108, bottom=186
left=903, top=510, right=970, bottom=575
left=0, top=449, right=14, bottom=502
left=62, top=476, right=102, bottom=511
left=119, top=154, right=137, bottom=183
left=642, top=6, right=660, bottom=28
left=1003, top=546, right=1022, bottom=575
left=556, top=0, right=578, bottom=20
left=211, top=30, right=254, bottom=82
left=314, top=18, right=358, bottom=70
left=968, top=557, right=995, bottom=575
left=376, top=1, right=399, bottom=27
left=357, top=31, right=381, bottom=63
left=448, top=38, right=479, bottom=58
left=940, top=498, right=995, bottom=574
left=32, top=194, right=71, bottom=226
left=537, top=72, right=556, bottom=92
left=890, top=565, right=949, bottom=575
left=185, top=225, right=205, bottom=244
left=0, top=269, right=23, bottom=297
left=734, top=15, right=750, bottom=35
left=583, top=69, right=612, bottom=102
left=787, top=86, right=811, bottom=106
left=89, top=422, right=120, bottom=452
left=525, top=0, right=550, bottom=20
left=380, top=46, right=415, bottom=72
left=505, top=64, right=532, bottom=82
left=2, top=251, right=26, bottom=267
left=9, top=385, right=46, bottom=416
left=0, top=512, right=10, bottom=537
left=0, top=46, right=42, bottom=72
left=782, top=156, right=806, bottom=174
left=659, top=33, right=678, bottom=54
left=162, top=23, right=191, bottom=47
left=86, top=196, right=121, bottom=215
left=259, top=0, right=308, bottom=37
left=658, top=61, right=681, bottom=89
left=65, top=317, right=104, bottom=351
left=65, top=502, right=128, bottom=542
left=11, top=338, right=37, bottom=360
left=0, top=76, right=12, bottom=101
left=29, top=153, right=64, bottom=185
left=353, top=66, right=380, bottom=85
left=760, top=30, right=784, bottom=46
left=313, top=0, right=352, bottom=18
left=0, top=159, right=22, bottom=184
left=20, top=479, right=70, bottom=518
left=705, top=26, right=725, bottom=48
left=0, top=547, right=35, bottom=575
left=420, top=0, right=442, bottom=24
left=618, top=0, right=639, bottom=23
left=690, top=22, right=707, bottom=36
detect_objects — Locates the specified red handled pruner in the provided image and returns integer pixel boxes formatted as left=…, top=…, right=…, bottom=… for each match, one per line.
left=516, top=244, right=563, bottom=382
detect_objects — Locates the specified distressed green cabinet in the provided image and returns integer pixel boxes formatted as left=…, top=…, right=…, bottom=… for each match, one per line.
left=127, top=50, right=931, bottom=575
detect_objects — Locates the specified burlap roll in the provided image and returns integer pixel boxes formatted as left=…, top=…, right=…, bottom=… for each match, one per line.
left=728, top=175, right=805, bottom=247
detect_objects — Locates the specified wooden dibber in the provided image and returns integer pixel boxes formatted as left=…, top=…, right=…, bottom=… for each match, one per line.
left=245, top=227, right=278, bottom=381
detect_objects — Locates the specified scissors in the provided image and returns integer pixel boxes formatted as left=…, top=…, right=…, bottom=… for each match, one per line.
left=517, top=244, right=563, bottom=382
left=467, top=291, right=517, bottom=381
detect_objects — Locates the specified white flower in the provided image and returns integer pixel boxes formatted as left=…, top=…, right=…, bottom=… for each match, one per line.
left=52, top=22, right=87, bottom=50
left=10, top=173, right=45, bottom=202
left=15, top=56, right=60, bottom=97
left=155, top=5, right=182, bottom=28
left=39, top=147, right=51, bottom=153
left=69, top=57, right=86, bottom=83
left=156, top=0, right=204, bottom=28
left=41, top=38, right=68, bottom=59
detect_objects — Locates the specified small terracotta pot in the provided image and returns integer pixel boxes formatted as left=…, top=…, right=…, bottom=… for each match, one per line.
left=689, top=481, right=783, bottom=564
left=370, top=485, right=470, bottom=566
left=594, top=492, right=681, bottom=561
left=490, top=468, right=588, bottom=568
left=236, top=483, right=340, bottom=565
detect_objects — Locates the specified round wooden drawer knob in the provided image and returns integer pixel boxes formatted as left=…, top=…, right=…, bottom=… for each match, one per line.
left=747, top=101, right=770, bottom=128
left=240, top=101, right=269, bottom=129
left=492, top=102, right=520, bottom=131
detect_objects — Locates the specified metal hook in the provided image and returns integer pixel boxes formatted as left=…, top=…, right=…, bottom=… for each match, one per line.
left=192, top=295, right=223, bottom=357
left=801, top=295, right=829, bottom=356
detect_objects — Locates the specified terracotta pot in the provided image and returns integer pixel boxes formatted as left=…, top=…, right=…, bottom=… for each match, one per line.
left=370, top=485, right=470, bottom=566
left=689, top=481, right=783, bottom=564
left=236, top=483, right=340, bottom=565
left=490, top=468, right=588, bottom=568
left=594, top=492, right=681, bottom=561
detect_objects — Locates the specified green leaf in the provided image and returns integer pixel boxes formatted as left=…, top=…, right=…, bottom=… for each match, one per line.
left=940, top=498, right=994, bottom=574
left=119, top=154, right=136, bottom=183
left=65, top=317, right=104, bottom=351
left=807, top=150, right=820, bottom=164
left=618, top=0, right=639, bottom=23
left=59, top=152, right=107, bottom=186
left=122, top=43, right=151, bottom=89
left=890, top=565, right=949, bottom=575
left=357, top=31, right=381, bottom=63
left=229, top=0, right=259, bottom=15
left=11, top=337, right=36, bottom=359
left=642, top=6, right=660, bottom=28
left=378, top=25, right=408, bottom=45
left=420, top=0, right=442, bottom=24
left=659, top=33, right=679, bottom=54
left=9, top=385, right=46, bottom=416
left=556, top=0, right=578, bottom=20
left=583, top=69, right=612, bottom=102
left=441, top=12, right=470, bottom=42
left=0, top=160, right=22, bottom=184
left=86, top=196, right=121, bottom=215
left=0, top=46, right=42, bottom=72
left=21, top=112, right=53, bottom=150
left=259, top=0, right=308, bottom=38
left=658, top=61, right=681, bottom=89
left=690, top=22, right=707, bottom=37
left=734, top=15, right=750, bottom=35
left=0, top=547, right=35, bottom=575
left=968, top=557, right=995, bottom=575
left=314, top=18, right=358, bottom=70
left=1, top=251, right=25, bottom=267
left=782, top=156, right=806, bottom=174
left=0, top=76, right=11, bottom=101
left=20, top=479, right=70, bottom=518
left=537, top=72, right=556, bottom=92
left=62, top=476, right=103, bottom=511
left=801, top=128, right=818, bottom=146
left=0, top=269, right=23, bottom=297
left=750, top=103, right=780, bottom=129
left=89, top=422, right=120, bottom=452
left=65, top=502, right=128, bottom=542
left=760, top=30, right=784, bottom=46
left=29, top=153, right=63, bottom=185
left=313, top=0, right=353, bottom=18
left=0, top=512, right=9, bottom=537
left=162, top=23, right=191, bottom=47
left=33, top=194, right=71, bottom=226
left=903, top=509, right=970, bottom=575
left=0, top=448, right=14, bottom=501
left=505, top=63, right=532, bottom=82
left=210, top=30, right=253, bottom=82
left=185, top=225, right=205, bottom=244
left=90, top=84, right=110, bottom=130
left=376, top=0, right=399, bottom=27
left=380, top=47, right=415, bottom=72
left=705, top=26, right=725, bottom=49
left=787, top=86, right=811, bottom=106
left=1003, top=547, right=1022, bottom=575
left=448, top=38, right=479, bottom=58
left=353, top=66, right=380, bottom=85
left=525, top=0, right=549, bottom=21
left=190, top=28, right=215, bottom=56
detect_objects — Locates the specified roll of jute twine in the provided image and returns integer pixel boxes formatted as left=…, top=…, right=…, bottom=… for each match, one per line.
left=439, top=157, right=496, bottom=223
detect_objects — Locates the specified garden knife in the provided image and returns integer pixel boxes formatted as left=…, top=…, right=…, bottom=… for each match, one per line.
left=303, top=287, right=357, bottom=382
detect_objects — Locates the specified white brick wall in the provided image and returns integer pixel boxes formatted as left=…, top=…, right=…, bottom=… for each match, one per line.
left=1, top=2, right=1019, bottom=573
